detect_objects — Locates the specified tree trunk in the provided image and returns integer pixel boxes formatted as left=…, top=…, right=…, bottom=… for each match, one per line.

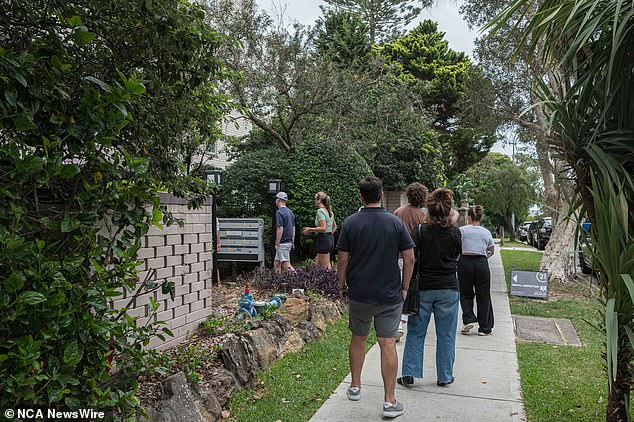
left=533, top=107, right=578, bottom=282
left=506, top=218, right=515, bottom=242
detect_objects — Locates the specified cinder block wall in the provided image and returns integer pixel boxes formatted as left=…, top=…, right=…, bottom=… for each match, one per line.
left=112, top=193, right=214, bottom=351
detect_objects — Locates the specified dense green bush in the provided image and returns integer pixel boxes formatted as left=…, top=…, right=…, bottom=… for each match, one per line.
left=219, top=136, right=371, bottom=253
left=0, top=0, right=230, bottom=417
left=290, top=137, right=372, bottom=230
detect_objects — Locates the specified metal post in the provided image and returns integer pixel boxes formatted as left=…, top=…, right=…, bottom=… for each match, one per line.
left=211, top=195, right=219, bottom=286
left=271, top=199, right=276, bottom=267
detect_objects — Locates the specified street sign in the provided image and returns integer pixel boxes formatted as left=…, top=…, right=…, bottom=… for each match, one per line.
left=510, top=269, right=548, bottom=299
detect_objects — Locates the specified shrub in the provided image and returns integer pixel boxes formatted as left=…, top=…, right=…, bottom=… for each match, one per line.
left=219, top=136, right=372, bottom=254
left=0, top=0, right=230, bottom=416
left=289, top=137, right=372, bottom=235
left=251, top=265, right=339, bottom=299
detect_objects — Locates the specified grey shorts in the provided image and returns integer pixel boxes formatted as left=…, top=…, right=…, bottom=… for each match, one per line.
left=348, top=299, right=402, bottom=338
left=274, top=243, right=292, bottom=262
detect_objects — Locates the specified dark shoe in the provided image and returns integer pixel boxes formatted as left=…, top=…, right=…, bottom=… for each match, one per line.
left=437, top=376, right=454, bottom=387
left=397, top=376, right=414, bottom=387
left=478, top=330, right=492, bottom=336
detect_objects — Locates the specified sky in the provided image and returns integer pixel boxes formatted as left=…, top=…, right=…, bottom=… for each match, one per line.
left=257, top=0, right=514, bottom=156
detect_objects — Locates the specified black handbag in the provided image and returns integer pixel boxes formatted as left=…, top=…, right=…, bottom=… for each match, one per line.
left=402, top=224, right=423, bottom=315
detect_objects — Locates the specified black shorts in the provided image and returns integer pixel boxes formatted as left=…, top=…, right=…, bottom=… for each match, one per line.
left=316, top=233, right=334, bottom=254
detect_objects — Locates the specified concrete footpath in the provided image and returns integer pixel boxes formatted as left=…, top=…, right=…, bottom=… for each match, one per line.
left=311, top=251, right=526, bottom=422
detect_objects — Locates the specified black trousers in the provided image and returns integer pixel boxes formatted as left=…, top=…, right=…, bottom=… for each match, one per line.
left=458, top=255, right=494, bottom=333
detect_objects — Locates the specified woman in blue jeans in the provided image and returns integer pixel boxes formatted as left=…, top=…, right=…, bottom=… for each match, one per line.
left=398, top=188, right=462, bottom=387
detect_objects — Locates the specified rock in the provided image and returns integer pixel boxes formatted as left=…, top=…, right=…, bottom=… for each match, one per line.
left=191, top=383, right=222, bottom=419
left=296, top=320, right=321, bottom=343
left=154, top=372, right=206, bottom=422
left=244, top=328, right=278, bottom=370
left=261, top=314, right=291, bottom=348
left=309, top=299, right=341, bottom=334
left=279, top=298, right=309, bottom=326
left=221, top=333, right=258, bottom=387
left=281, top=329, right=305, bottom=355
left=206, top=366, right=236, bottom=406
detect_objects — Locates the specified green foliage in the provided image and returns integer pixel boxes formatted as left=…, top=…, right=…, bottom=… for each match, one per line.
left=453, top=153, right=536, bottom=237
left=377, top=21, right=496, bottom=178
left=322, top=0, right=430, bottom=43
left=371, top=131, right=445, bottom=190
left=289, top=137, right=372, bottom=232
left=314, top=10, right=372, bottom=69
left=490, top=0, right=634, bottom=417
left=0, top=0, right=230, bottom=416
left=220, top=137, right=371, bottom=251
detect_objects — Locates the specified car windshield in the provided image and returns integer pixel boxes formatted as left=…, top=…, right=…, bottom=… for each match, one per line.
left=542, top=219, right=552, bottom=228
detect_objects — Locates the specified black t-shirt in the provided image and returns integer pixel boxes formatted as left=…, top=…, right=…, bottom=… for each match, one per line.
left=411, top=223, right=462, bottom=290
left=336, top=207, right=415, bottom=304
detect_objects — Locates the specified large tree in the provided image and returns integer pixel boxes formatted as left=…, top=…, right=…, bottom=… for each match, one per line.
left=461, top=0, right=578, bottom=282
left=377, top=21, right=497, bottom=179
left=314, top=9, right=372, bottom=69
left=206, top=0, right=343, bottom=152
left=321, top=0, right=431, bottom=43
left=490, top=0, right=634, bottom=419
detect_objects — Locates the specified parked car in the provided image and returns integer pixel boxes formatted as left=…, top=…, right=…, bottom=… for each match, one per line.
left=527, top=221, right=538, bottom=247
left=578, top=221, right=594, bottom=274
left=518, top=222, right=531, bottom=242
left=535, top=217, right=552, bottom=250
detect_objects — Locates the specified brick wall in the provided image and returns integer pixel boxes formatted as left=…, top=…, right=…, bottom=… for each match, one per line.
left=112, top=192, right=214, bottom=351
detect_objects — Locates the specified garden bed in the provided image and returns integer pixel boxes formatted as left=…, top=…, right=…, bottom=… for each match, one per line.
left=138, top=266, right=343, bottom=421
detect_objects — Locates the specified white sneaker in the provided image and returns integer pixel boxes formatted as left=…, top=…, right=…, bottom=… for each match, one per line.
left=383, top=401, right=405, bottom=418
left=396, top=321, right=405, bottom=342
left=347, top=386, right=361, bottom=401
left=461, top=324, right=474, bottom=335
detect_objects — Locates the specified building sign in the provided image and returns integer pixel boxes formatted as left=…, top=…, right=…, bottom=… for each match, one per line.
left=510, top=270, right=548, bottom=299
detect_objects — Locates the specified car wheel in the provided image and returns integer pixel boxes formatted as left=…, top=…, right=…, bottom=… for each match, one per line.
left=579, top=252, right=592, bottom=274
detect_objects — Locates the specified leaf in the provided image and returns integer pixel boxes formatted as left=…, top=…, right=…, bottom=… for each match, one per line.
left=63, top=340, right=83, bottom=365
left=66, top=16, right=82, bottom=27
left=84, top=76, right=111, bottom=92
left=73, top=30, right=97, bottom=46
left=18, top=291, right=47, bottom=305
left=64, top=396, right=81, bottom=410
left=14, top=72, right=27, bottom=87
left=15, top=115, right=36, bottom=131
left=60, top=164, right=80, bottom=179
left=61, top=215, right=81, bottom=233
left=125, top=80, right=146, bottom=95
left=47, top=383, right=63, bottom=403
left=4, top=85, right=17, bottom=106
left=6, top=273, right=25, bottom=293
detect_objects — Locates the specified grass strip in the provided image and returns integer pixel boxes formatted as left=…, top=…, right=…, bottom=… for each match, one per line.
left=227, top=315, right=376, bottom=422
left=500, top=249, right=606, bottom=421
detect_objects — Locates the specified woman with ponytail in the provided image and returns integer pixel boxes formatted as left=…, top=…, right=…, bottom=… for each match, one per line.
left=458, top=205, right=495, bottom=336
left=302, top=191, right=337, bottom=269
left=398, top=188, right=462, bottom=388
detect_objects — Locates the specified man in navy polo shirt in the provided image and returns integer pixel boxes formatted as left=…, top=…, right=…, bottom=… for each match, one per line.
left=336, top=176, right=415, bottom=418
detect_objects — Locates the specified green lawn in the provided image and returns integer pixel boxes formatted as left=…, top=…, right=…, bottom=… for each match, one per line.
left=500, top=250, right=606, bottom=421
left=501, top=238, right=535, bottom=249
left=227, top=316, right=375, bottom=422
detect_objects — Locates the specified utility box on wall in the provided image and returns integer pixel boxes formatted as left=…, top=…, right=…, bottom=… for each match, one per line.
left=217, top=218, right=265, bottom=267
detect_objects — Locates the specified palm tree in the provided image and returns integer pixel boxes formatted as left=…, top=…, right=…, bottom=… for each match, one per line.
left=489, top=1, right=634, bottom=420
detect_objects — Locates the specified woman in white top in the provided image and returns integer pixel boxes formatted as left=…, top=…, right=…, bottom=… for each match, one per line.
left=458, top=205, right=495, bottom=336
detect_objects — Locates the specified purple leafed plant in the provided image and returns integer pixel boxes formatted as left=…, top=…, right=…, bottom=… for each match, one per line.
left=251, top=265, right=339, bottom=299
